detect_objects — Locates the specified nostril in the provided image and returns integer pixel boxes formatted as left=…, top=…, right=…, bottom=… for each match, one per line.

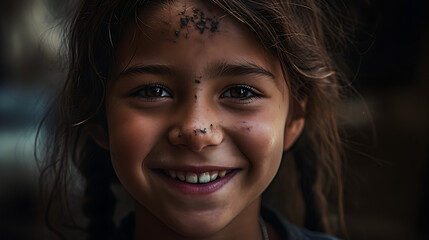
left=168, top=125, right=222, bottom=151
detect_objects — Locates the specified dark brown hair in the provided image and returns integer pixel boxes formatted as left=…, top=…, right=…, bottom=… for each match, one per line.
left=37, top=0, right=352, bottom=239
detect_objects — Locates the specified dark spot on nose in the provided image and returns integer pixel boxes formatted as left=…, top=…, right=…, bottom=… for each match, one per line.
left=210, top=124, right=213, bottom=128
left=195, top=79, right=201, bottom=84
left=193, top=129, right=197, bottom=135
left=175, top=30, right=180, bottom=36
left=194, top=95, right=197, bottom=99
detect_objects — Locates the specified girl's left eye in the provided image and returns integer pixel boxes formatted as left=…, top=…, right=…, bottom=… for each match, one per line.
left=220, top=85, right=260, bottom=102
left=133, top=85, right=171, bottom=99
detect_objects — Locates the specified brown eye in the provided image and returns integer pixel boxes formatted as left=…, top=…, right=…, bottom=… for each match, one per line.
left=135, top=85, right=171, bottom=98
left=220, top=86, right=257, bottom=99
left=230, top=88, right=249, bottom=98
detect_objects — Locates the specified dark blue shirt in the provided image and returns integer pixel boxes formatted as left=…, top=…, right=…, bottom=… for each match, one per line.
left=261, top=205, right=340, bottom=240
left=116, top=206, right=340, bottom=239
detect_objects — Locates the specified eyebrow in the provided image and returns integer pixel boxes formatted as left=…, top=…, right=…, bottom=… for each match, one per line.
left=118, top=64, right=173, bottom=78
left=117, top=61, right=275, bottom=80
left=208, top=61, right=275, bottom=79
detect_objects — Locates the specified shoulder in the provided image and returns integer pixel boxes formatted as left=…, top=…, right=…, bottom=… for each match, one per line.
left=260, top=205, right=341, bottom=240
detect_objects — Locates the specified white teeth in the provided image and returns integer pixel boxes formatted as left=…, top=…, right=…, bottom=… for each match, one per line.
left=168, top=170, right=176, bottom=179
left=177, top=171, right=185, bottom=181
left=163, top=169, right=231, bottom=184
left=198, top=172, right=211, bottom=183
left=210, top=171, right=218, bottom=181
left=185, top=173, right=198, bottom=183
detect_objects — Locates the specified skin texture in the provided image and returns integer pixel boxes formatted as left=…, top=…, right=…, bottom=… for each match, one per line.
left=91, top=0, right=304, bottom=239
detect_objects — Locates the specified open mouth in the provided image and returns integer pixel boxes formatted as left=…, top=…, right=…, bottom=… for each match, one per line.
left=157, top=169, right=233, bottom=184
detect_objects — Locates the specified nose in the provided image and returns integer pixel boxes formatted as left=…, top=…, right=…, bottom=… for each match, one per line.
left=168, top=99, right=223, bottom=152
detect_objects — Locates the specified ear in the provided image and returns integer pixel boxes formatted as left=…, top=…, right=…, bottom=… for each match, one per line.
left=283, top=98, right=306, bottom=150
left=88, top=123, right=110, bottom=150
left=283, top=116, right=305, bottom=150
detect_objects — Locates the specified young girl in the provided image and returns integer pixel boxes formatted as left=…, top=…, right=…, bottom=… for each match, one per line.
left=39, top=0, right=351, bottom=239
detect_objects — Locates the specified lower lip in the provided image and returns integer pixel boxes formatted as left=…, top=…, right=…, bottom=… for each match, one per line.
left=155, top=170, right=239, bottom=195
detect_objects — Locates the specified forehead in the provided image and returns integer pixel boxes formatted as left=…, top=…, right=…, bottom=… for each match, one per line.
left=111, top=0, right=281, bottom=83
left=142, top=0, right=223, bottom=36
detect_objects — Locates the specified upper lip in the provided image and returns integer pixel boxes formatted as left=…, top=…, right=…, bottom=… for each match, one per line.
left=152, top=166, right=238, bottom=174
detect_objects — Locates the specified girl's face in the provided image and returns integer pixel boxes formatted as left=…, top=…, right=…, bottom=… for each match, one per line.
left=94, top=0, right=304, bottom=238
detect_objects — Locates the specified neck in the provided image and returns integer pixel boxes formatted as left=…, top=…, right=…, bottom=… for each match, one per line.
left=133, top=198, right=263, bottom=240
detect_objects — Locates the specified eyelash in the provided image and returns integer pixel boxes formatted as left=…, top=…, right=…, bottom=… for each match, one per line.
left=131, top=84, right=261, bottom=103
left=131, top=84, right=172, bottom=101
left=220, top=85, right=261, bottom=103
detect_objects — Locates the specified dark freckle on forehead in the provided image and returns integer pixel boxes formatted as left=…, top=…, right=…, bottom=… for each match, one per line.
left=177, top=7, right=219, bottom=35
left=180, top=17, right=189, bottom=28
left=210, top=20, right=219, bottom=32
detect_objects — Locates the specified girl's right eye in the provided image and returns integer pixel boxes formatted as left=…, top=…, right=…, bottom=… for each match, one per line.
left=132, top=84, right=171, bottom=100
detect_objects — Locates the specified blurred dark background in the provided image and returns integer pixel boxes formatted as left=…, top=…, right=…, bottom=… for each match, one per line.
left=0, top=0, right=428, bottom=239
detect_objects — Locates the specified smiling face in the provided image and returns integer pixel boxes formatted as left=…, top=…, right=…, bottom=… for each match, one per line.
left=92, top=0, right=304, bottom=238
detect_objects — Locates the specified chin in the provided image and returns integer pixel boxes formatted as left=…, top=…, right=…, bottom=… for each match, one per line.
left=166, top=213, right=229, bottom=238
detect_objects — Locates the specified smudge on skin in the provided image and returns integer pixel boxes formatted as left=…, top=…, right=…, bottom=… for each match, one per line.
left=177, top=7, right=219, bottom=35
left=210, top=20, right=219, bottom=32
left=180, top=17, right=189, bottom=28
left=199, top=128, right=207, bottom=134
left=195, top=79, right=201, bottom=84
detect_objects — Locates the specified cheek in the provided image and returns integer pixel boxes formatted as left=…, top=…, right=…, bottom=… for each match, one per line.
left=106, top=106, right=160, bottom=177
left=229, top=111, right=287, bottom=184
